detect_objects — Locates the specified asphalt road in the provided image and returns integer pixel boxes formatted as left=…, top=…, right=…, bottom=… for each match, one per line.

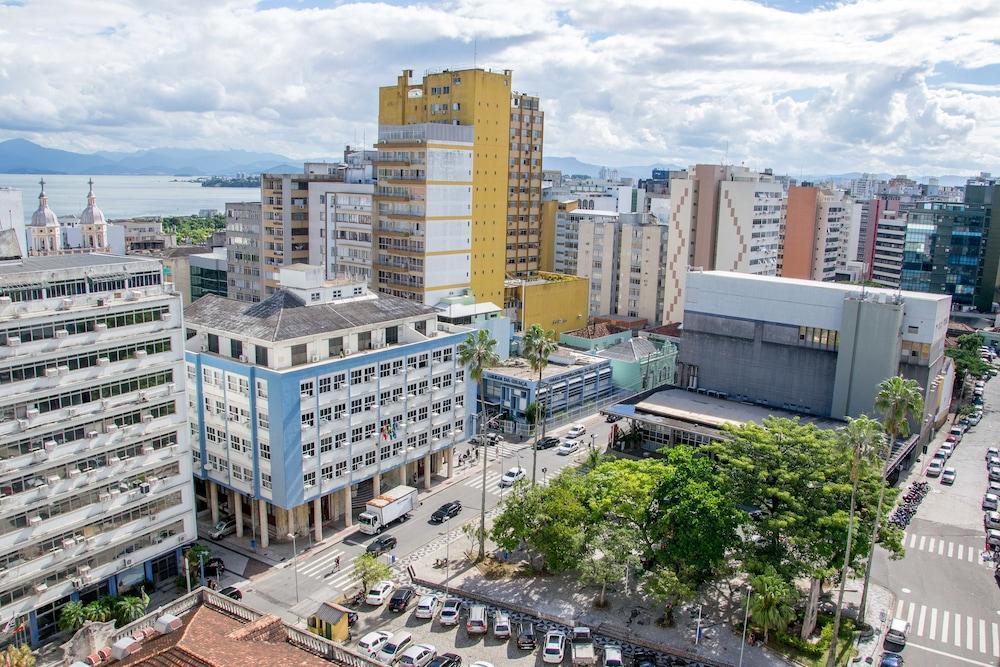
left=873, top=376, right=1000, bottom=667
left=239, top=411, right=617, bottom=628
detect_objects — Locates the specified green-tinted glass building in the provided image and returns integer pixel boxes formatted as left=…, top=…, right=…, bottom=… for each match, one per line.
left=901, top=182, right=999, bottom=311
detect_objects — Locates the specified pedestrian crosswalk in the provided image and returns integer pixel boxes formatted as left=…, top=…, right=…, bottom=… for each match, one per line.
left=463, top=470, right=505, bottom=495
left=902, top=531, right=993, bottom=566
left=296, top=548, right=361, bottom=593
left=895, top=598, right=1000, bottom=658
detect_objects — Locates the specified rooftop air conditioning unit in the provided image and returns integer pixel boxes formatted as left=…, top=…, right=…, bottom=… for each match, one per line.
left=94, top=323, right=107, bottom=332
left=17, top=419, right=28, bottom=430
left=87, top=430, right=99, bottom=438
left=54, top=329, right=69, bottom=339
left=44, top=368, right=59, bottom=378
left=26, top=409, right=39, bottom=420
left=71, top=577, right=83, bottom=590
left=142, top=414, right=153, bottom=424
left=135, top=350, right=147, bottom=359
left=126, top=290, right=141, bottom=301
left=239, top=355, right=247, bottom=363
left=6, top=337, right=19, bottom=347
left=97, top=357, right=110, bottom=366
left=29, top=516, right=43, bottom=526
left=68, top=468, right=81, bottom=479
left=0, top=296, right=10, bottom=305
left=59, top=298, right=72, bottom=310
left=33, top=583, right=47, bottom=594
left=98, top=493, right=111, bottom=503
left=43, top=440, right=56, bottom=452
left=106, top=423, right=119, bottom=433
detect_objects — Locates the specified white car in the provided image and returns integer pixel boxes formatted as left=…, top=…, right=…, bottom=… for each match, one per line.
left=989, top=456, right=1000, bottom=469
left=926, top=460, right=943, bottom=477
left=439, top=598, right=462, bottom=626
left=556, top=439, right=581, bottom=455
left=398, top=644, right=436, bottom=667
left=939, top=443, right=954, bottom=458
left=470, top=663, right=495, bottom=667
left=986, top=511, right=1000, bottom=530
left=941, top=467, right=957, bottom=485
left=358, top=630, right=392, bottom=656
left=542, top=631, right=566, bottom=664
left=365, top=580, right=395, bottom=606
left=566, top=424, right=587, bottom=438
left=990, top=466, right=1000, bottom=482
left=989, top=529, right=1000, bottom=548
left=414, top=594, right=440, bottom=619
left=971, top=412, right=983, bottom=425
left=985, top=493, right=999, bottom=511
left=988, top=447, right=1000, bottom=461
left=603, top=646, right=624, bottom=667
left=493, top=611, right=512, bottom=639
left=499, top=467, right=527, bottom=488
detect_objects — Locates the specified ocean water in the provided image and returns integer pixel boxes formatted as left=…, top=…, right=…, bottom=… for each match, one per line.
left=0, top=174, right=260, bottom=224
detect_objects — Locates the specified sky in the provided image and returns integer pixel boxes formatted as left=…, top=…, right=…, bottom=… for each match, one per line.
left=0, top=0, right=999, bottom=175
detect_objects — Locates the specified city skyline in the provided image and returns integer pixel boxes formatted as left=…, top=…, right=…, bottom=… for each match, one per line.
left=0, top=0, right=997, bottom=175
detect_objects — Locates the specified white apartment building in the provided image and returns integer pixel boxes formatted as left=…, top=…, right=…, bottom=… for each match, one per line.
left=307, top=182, right=374, bottom=283
left=545, top=179, right=636, bottom=214
left=870, top=210, right=907, bottom=289
left=0, top=254, right=194, bottom=645
left=782, top=186, right=861, bottom=283
left=184, top=264, right=470, bottom=547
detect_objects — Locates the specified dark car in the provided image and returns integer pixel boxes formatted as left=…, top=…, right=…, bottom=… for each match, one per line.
left=367, top=535, right=397, bottom=555
left=879, top=653, right=904, bottom=667
left=427, top=653, right=462, bottom=667
left=516, top=621, right=537, bottom=649
left=430, top=501, right=463, bottom=523
left=219, top=586, right=242, bottom=600
left=387, top=586, right=416, bottom=613
left=605, top=413, right=621, bottom=423
left=535, top=436, right=560, bottom=450
left=633, top=650, right=657, bottom=667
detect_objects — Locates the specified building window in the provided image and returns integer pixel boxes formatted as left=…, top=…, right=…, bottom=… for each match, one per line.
left=303, top=472, right=316, bottom=487
left=230, top=339, right=243, bottom=359
left=260, top=442, right=271, bottom=460
left=358, top=331, right=372, bottom=351
left=386, top=326, right=399, bottom=344
left=207, top=334, right=219, bottom=353
left=329, top=337, right=344, bottom=356
left=303, top=441, right=315, bottom=458
left=255, top=345, right=269, bottom=366
left=262, top=473, right=271, bottom=489
left=291, top=344, right=308, bottom=366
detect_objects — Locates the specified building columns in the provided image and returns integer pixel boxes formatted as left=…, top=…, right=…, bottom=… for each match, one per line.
left=258, top=499, right=269, bottom=549
left=326, top=492, right=338, bottom=521
left=344, top=486, right=353, bottom=527
left=373, top=472, right=381, bottom=497
left=423, top=453, right=432, bottom=489
left=287, top=507, right=296, bottom=537
left=234, top=491, right=244, bottom=538
left=313, top=498, right=322, bottom=542
left=208, top=481, right=219, bottom=524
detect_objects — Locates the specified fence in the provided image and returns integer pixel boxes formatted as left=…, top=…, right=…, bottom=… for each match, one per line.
left=496, top=389, right=634, bottom=440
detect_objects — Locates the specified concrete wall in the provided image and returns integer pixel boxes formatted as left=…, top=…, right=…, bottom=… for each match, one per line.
left=831, top=297, right=904, bottom=419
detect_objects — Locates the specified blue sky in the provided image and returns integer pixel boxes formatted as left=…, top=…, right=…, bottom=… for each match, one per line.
left=0, top=0, right=998, bottom=175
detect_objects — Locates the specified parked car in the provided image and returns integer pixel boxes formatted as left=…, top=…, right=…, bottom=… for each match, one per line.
left=566, top=424, right=587, bottom=438
left=990, top=480, right=1000, bottom=495
left=365, top=580, right=395, bottom=606
left=542, top=631, right=566, bottom=664
left=556, top=439, right=581, bottom=455
left=605, top=414, right=621, bottom=423
left=492, top=611, right=512, bottom=639
left=218, top=586, right=241, bottom=600
left=466, top=604, right=488, bottom=635
left=941, top=467, right=957, bottom=485
left=388, top=586, right=416, bottom=613
left=376, top=631, right=413, bottom=665
left=633, top=652, right=658, bottom=667
left=984, top=493, right=999, bottom=511
left=970, top=412, right=983, bottom=425
left=415, top=594, right=441, bottom=619
left=879, top=654, right=904, bottom=667
left=439, top=598, right=462, bottom=626
left=986, top=511, right=1000, bottom=530
left=990, top=466, right=1000, bottom=482
left=367, top=534, right=398, bottom=556
left=988, top=447, right=1000, bottom=460
left=989, top=456, right=1000, bottom=469
left=398, top=643, right=437, bottom=667
left=949, top=427, right=964, bottom=441
left=499, top=467, right=526, bottom=487
left=208, top=516, right=237, bottom=540
left=988, top=529, right=1000, bottom=548
left=945, top=434, right=959, bottom=444
left=427, top=653, right=462, bottom=667
left=358, top=630, right=392, bottom=657
left=430, top=501, right=462, bottom=523
left=939, top=443, right=954, bottom=458
left=926, top=460, right=943, bottom=477
left=602, top=646, right=624, bottom=667
left=516, top=621, right=537, bottom=649
left=535, top=436, right=560, bottom=450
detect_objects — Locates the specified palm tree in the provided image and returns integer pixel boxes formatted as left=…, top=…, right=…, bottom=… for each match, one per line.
left=522, top=324, right=558, bottom=486
left=827, top=416, right=883, bottom=667
left=858, top=376, right=923, bottom=621
left=83, top=599, right=113, bottom=623
left=113, top=590, right=149, bottom=627
left=458, top=329, right=500, bottom=561
left=58, top=601, right=86, bottom=633
left=3, top=644, right=35, bottom=667
left=748, top=568, right=796, bottom=642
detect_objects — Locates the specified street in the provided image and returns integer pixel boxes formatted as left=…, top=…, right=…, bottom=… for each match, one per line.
left=873, top=375, right=1000, bottom=667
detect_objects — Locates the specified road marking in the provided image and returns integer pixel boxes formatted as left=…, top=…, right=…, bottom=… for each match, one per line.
left=919, top=535, right=927, bottom=551
left=907, top=602, right=916, bottom=627
left=949, top=542, right=955, bottom=558
left=917, top=605, right=927, bottom=636
left=968, top=615, right=974, bottom=650
left=929, top=537, right=936, bottom=552
left=992, top=622, right=998, bottom=657
left=939, top=540, right=945, bottom=555
left=955, top=612, right=962, bottom=647
left=959, top=544, right=965, bottom=560
left=907, top=641, right=995, bottom=667
left=909, top=533, right=917, bottom=548
left=943, top=610, right=951, bottom=644
left=971, top=548, right=977, bottom=562
left=930, top=608, right=938, bottom=640
left=896, top=600, right=905, bottom=617
left=980, top=618, right=987, bottom=654
left=901, top=587, right=911, bottom=594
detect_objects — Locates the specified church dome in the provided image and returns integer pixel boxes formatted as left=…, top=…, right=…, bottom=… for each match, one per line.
left=79, top=178, right=107, bottom=226
left=30, top=178, right=59, bottom=227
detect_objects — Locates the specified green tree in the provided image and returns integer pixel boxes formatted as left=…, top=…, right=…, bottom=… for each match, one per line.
left=184, top=544, right=212, bottom=588
left=827, top=416, right=883, bottom=667
left=162, top=214, right=226, bottom=245
left=83, top=599, right=114, bottom=623
left=458, top=329, right=500, bottom=561
left=58, top=601, right=86, bottom=633
left=946, top=333, right=991, bottom=394
left=490, top=481, right=544, bottom=562
left=858, top=376, right=923, bottom=620
left=113, top=592, right=149, bottom=627
left=749, top=568, right=796, bottom=641
left=3, top=644, right=35, bottom=667
left=583, top=458, right=671, bottom=559
left=353, top=553, right=392, bottom=591
left=579, top=524, right=640, bottom=607
left=522, top=324, right=558, bottom=486
left=641, top=565, right=695, bottom=627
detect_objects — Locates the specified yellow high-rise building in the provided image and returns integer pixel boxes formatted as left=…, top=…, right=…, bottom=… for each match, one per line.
left=378, top=68, right=512, bottom=306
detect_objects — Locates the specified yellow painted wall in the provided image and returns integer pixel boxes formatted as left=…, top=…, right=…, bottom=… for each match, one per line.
left=379, top=69, right=511, bottom=307
left=539, top=200, right=558, bottom=272
left=510, top=274, right=590, bottom=336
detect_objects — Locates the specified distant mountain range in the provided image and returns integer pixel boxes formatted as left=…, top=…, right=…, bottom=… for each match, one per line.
left=544, top=156, right=684, bottom=181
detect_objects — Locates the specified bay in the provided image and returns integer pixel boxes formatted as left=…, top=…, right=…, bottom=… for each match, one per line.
left=0, top=174, right=259, bottom=224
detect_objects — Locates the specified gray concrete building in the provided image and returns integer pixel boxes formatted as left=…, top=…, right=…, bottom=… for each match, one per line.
left=224, top=202, right=262, bottom=303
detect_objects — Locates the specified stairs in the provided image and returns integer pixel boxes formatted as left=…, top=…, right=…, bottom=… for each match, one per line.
left=351, top=479, right=375, bottom=513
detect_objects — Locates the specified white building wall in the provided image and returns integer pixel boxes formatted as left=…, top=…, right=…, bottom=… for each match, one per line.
left=0, top=188, right=25, bottom=258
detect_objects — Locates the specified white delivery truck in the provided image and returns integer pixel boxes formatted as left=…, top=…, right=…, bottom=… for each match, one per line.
left=570, top=626, right=596, bottom=666
left=358, top=485, right=418, bottom=535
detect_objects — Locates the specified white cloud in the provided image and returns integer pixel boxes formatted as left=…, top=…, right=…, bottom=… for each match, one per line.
left=0, top=0, right=997, bottom=174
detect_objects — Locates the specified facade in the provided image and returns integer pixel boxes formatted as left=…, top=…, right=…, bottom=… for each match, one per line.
left=0, top=254, right=194, bottom=644
left=502, top=272, right=589, bottom=336
left=870, top=210, right=907, bottom=288
left=545, top=178, right=636, bottom=214
left=26, top=180, right=119, bottom=257
left=307, top=179, right=374, bottom=283
left=378, top=68, right=514, bottom=307
left=676, top=270, right=951, bottom=439
left=663, top=165, right=784, bottom=323
left=224, top=202, right=262, bottom=303
left=507, top=93, right=545, bottom=277
left=0, top=187, right=26, bottom=259
left=114, top=218, right=177, bottom=253
left=781, top=186, right=860, bottom=282
left=901, top=182, right=1000, bottom=311
left=482, top=346, right=614, bottom=426
left=595, top=336, right=677, bottom=392
left=190, top=247, right=228, bottom=301
left=184, top=264, right=470, bottom=547
left=373, top=123, right=474, bottom=304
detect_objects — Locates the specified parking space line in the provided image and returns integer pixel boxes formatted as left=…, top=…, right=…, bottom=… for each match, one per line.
left=949, top=543, right=955, bottom=558
left=909, top=533, right=917, bottom=548
left=929, top=608, right=938, bottom=640
left=917, top=605, right=927, bottom=636
left=929, top=538, right=936, bottom=552
left=919, top=536, right=927, bottom=551
left=907, top=602, right=916, bottom=627
left=992, top=622, right=998, bottom=657
left=955, top=613, right=962, bottom=648
left=959, top=544, right=965, bottom=560
left=942, top=611, right=950, bottom=644
left=980, top=618, right=987, bottom=654
left=896, top=600, right=904, bottom=617
left=968, top=616, right=974, bottom=650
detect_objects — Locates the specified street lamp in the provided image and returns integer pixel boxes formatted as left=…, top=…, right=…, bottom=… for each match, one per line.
left=739, top=585, right=753, bottom=667
left=288, top=533, right=299, bottom=603
left=198, top=551, right=207, bottom=588
left=589, top=433, right=596, bottom=451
